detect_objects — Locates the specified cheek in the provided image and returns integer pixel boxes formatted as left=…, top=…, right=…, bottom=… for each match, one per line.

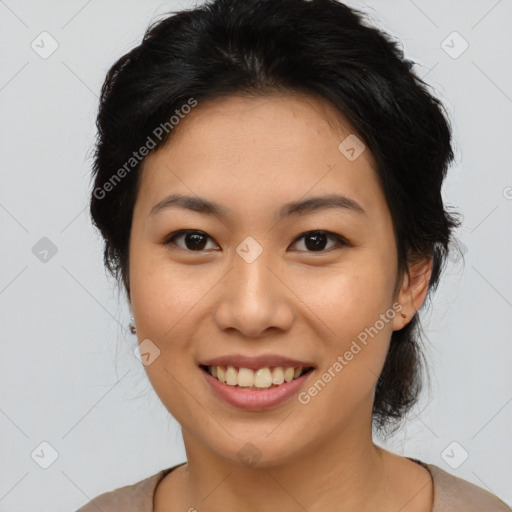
left=128, top=247, right=218, bottom=410
left=306, top=256, right=396, bottom=331
left=298, top=251, right=397, bottom=378
left=129, top=243, right=208, bottom=341
left=128, top=247, right=205, bottom=419
left=295, top=266, right=397, bottom=426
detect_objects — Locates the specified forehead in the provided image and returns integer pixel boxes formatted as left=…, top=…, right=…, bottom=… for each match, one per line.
left=136, top=93, right=382, bottom=219
left=153, top=92, right=363, bottom=161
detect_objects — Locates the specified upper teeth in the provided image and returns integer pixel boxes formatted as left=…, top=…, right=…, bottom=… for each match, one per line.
left=208, top=365, right=305, bottom=389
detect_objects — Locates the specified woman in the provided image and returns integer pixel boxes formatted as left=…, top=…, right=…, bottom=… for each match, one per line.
left=78, top=0, right=510, bottom=510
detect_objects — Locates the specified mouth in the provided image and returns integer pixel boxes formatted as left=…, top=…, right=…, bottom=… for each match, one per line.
left=199, top=364, right=315, bottom=390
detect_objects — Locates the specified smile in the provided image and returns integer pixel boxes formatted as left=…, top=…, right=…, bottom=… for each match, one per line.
left=201, top=365, right=314, bottom=390
left=199, top=363, right=316, bottom=410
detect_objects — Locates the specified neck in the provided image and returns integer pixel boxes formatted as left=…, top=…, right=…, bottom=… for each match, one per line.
left=178, top=420, right=394, bottom=511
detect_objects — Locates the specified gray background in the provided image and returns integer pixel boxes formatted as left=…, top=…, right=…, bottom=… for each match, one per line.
left=0, top=0, right=511, bottom=510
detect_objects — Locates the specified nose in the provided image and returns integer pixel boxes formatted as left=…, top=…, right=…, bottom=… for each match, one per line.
left=213, top=250, right=294, bottom=338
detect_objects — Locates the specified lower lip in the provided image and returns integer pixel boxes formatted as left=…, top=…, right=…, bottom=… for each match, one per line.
left=200, top=367, right=314, bottom=410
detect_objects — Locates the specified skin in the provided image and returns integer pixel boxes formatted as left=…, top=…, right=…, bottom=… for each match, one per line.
left=128, top=93, right=434, bottom=511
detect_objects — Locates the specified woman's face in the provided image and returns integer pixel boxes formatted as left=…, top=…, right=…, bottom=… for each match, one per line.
left=128, top=93, right=411, bottom=467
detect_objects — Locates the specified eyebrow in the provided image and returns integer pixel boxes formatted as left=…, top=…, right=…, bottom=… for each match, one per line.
left=150, top=193, right=366, bottom=219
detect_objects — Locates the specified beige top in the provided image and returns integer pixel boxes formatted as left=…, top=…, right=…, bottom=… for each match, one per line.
left=76, top=459, right=510, bottom=511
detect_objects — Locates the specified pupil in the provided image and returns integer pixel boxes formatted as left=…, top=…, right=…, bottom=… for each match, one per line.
left=305, top=232, right=327, bottom=251
left=186, top=232, right=207, bottom=250
left=183, top=232, right=328, bottom=251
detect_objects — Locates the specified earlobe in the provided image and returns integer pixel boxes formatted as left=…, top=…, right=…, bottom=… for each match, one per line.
left=392, top=256, right=433, bottom=331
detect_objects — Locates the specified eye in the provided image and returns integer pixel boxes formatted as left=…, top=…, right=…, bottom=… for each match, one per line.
left=289, top=230, right=348, bottom=252
left=163, top=230, right=219, bottom=251
left=163, top=229, right=348, bottom=253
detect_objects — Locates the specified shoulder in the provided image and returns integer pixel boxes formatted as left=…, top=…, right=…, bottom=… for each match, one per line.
left=426, top=463, right=511, bottom=512
left=75, top=468, right=169, bottom=512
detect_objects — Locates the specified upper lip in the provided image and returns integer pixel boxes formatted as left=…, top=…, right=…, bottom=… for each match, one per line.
left=200, top=354, right=315, bottom=370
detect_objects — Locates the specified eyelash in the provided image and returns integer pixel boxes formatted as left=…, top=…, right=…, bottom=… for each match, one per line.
left=162, top=229, right=349, bottom=253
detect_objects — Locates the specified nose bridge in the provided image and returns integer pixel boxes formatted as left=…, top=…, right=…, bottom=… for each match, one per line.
left=213, top=240, right=293, bottom=336
left=234, top=246, right=273, bottom=299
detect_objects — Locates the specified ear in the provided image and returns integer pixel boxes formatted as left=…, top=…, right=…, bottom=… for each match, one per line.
left=392, top=256, right=433, bottom=331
